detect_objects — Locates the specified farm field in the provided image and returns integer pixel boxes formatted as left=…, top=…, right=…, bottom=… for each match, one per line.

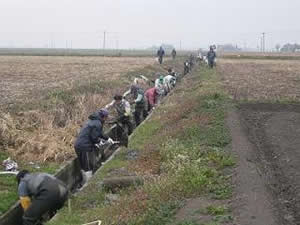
left=0, top=56, right=156, bottom=109
left=218, top=58, right=300, bottom=101
left=219, top=58, right=300, bottom=225
left=0, top=55, right=186, bottom=162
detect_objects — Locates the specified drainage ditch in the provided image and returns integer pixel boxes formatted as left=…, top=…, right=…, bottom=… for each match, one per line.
left=0, top=59, right=195, bottom=225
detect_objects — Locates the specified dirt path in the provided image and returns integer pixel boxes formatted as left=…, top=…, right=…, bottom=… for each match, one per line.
left=228, top=104, right=300, bottom=225
left=227, top=110, right=277, bottom=225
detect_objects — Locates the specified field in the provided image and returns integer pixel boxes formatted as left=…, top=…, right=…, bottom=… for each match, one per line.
left=1, top=53, right=300, bottom=225
left=219, top=57, right=300, bottom=225
left=0, top=56, right=156, bottom=109
left=218, top=58, right=300, bottom=102
left=0, top=55, right=185, bottom=216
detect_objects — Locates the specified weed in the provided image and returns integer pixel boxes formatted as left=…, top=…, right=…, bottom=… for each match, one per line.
left=128, top=201, right=179, bottom=225
left=206, top=205, right=228, bottom=215
left=176, top=220, right=200, bottom=225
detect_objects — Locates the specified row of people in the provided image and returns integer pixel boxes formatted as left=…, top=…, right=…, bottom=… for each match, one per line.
left=14, top=65, right=182, bottom=225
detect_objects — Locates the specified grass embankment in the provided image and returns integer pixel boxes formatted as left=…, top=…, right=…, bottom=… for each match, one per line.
left=0, top=58, right=185, bottom=216
left=48, top=65, right=235, bottom=225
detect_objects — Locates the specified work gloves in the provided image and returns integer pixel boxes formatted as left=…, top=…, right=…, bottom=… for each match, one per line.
left=107, top=138, right=114, bottom=145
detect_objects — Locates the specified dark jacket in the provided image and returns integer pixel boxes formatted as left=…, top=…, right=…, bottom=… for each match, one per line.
left=18, top=173, right=68, bottom=199
left=131, top=85, right=145, bottom=104
left=207, top=50, right=216, bottom=61
left=157, top=48, right=165, bottom=57
left=74, top=111, right=108, bottom=152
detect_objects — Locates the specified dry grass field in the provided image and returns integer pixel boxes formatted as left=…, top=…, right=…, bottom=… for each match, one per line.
left=0, top=56, right=183, bottom=163
left=218, top=58, right=300, bottom=101
left=0, top=56, right=155, bottom=108
left=0, top=55, right=186, bottom=216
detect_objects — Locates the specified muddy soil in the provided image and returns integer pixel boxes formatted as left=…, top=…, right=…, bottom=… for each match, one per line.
left=237, top=103, right=300, bottom=225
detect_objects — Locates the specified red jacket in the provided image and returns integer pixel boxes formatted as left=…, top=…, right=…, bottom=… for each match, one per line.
left=145, top=87, right=158, bottom=106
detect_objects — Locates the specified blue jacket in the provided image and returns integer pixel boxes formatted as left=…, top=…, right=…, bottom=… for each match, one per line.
left=207, top=50, right=216, bottom=61
left=74, top=111, right=108, bottom=152
left=157, top=48, right=165, bottom=57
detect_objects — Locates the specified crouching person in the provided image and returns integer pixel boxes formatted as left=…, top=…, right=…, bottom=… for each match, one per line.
left=145, top=87, right=159, bottom=112
left=17, top=170, right=68, bottom=225
left=74, top=109, right=113, bottom=186
left=124, top=85, right=147, bottom=126
left=106, top=94, right=133, bottom=135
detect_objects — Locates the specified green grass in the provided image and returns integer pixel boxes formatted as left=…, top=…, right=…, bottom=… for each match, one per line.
left=206, top=205, right=228, bottom=216
left=0, top=151, right=18, bottom=216
left=47, top=65, right=235, bottom=225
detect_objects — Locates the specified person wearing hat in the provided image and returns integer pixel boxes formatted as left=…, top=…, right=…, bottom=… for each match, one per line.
left=124, top=85, right=147, bottom=126
left=16, top=170, right=68, bottom=225
left=74, top=109, right=113, bottom=185
left=105, top=94, right=133, bottom=135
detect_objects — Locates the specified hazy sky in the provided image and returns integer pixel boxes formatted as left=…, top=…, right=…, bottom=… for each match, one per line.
left=0, top=0, right=299, bottom=50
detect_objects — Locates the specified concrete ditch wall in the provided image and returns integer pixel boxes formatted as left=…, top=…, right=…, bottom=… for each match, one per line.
left=0, top=127, right=117, bottom=225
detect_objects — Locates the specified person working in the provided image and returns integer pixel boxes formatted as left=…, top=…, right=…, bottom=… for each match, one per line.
left=74, top=109, right=113, bottom=186
left=17, top=170, right=68, bottom=225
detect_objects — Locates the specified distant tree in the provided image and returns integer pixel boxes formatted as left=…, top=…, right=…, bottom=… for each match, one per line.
left=281, top=43, right=300, bottom=52
left=275, top=44, right=281, bottom=52
left=217, top=44, right=241, bottom=52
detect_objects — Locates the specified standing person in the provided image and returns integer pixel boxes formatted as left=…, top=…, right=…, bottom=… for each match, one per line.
left=124, top=85, right=147, bottom=126
left=157, top=46, right=165, bottom=64
left=105, top=94, right=133, bottom=135
left=16, top=170, right=68, bottom=225
left=145, top=87, right=159, bottom=112
left=74, top=109, right=113, bottom=186
left=207, top=46, right=217, bottom=68
left=171, top=48, right=177, bottom=60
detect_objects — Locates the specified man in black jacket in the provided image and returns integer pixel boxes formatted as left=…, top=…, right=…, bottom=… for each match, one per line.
left=157, top=46, right=165, bottom=64
left=207, top=46, right=217, bottom=68
left=16, top=170, right=68, bottom=225
left=74, top=109, right=113, bottom=185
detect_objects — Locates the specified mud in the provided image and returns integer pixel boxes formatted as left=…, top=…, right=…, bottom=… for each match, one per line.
left=238, top=103, right=300, bottom=225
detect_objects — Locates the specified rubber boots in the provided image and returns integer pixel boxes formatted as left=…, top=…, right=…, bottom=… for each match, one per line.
left=85, top=171, right=93, bottom=182
left=79, top=170, right=93, bottom=190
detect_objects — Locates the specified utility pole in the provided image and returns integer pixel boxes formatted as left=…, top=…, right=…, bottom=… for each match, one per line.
left=103, top=31, right=106, bottom=50
left=116, top=40, right=119, bottom=50
left=180, top=40, right=182, bottom=50
left=262, top=32, right=265, bottom=52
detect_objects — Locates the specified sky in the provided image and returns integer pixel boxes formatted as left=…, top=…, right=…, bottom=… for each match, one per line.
left=0, top=0, right=299, bottom=50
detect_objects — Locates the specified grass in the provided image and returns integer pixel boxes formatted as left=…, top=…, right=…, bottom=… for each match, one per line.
left=47, top=64, right=235, bottom=225
left=206, top=205, right=229, bottom=216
